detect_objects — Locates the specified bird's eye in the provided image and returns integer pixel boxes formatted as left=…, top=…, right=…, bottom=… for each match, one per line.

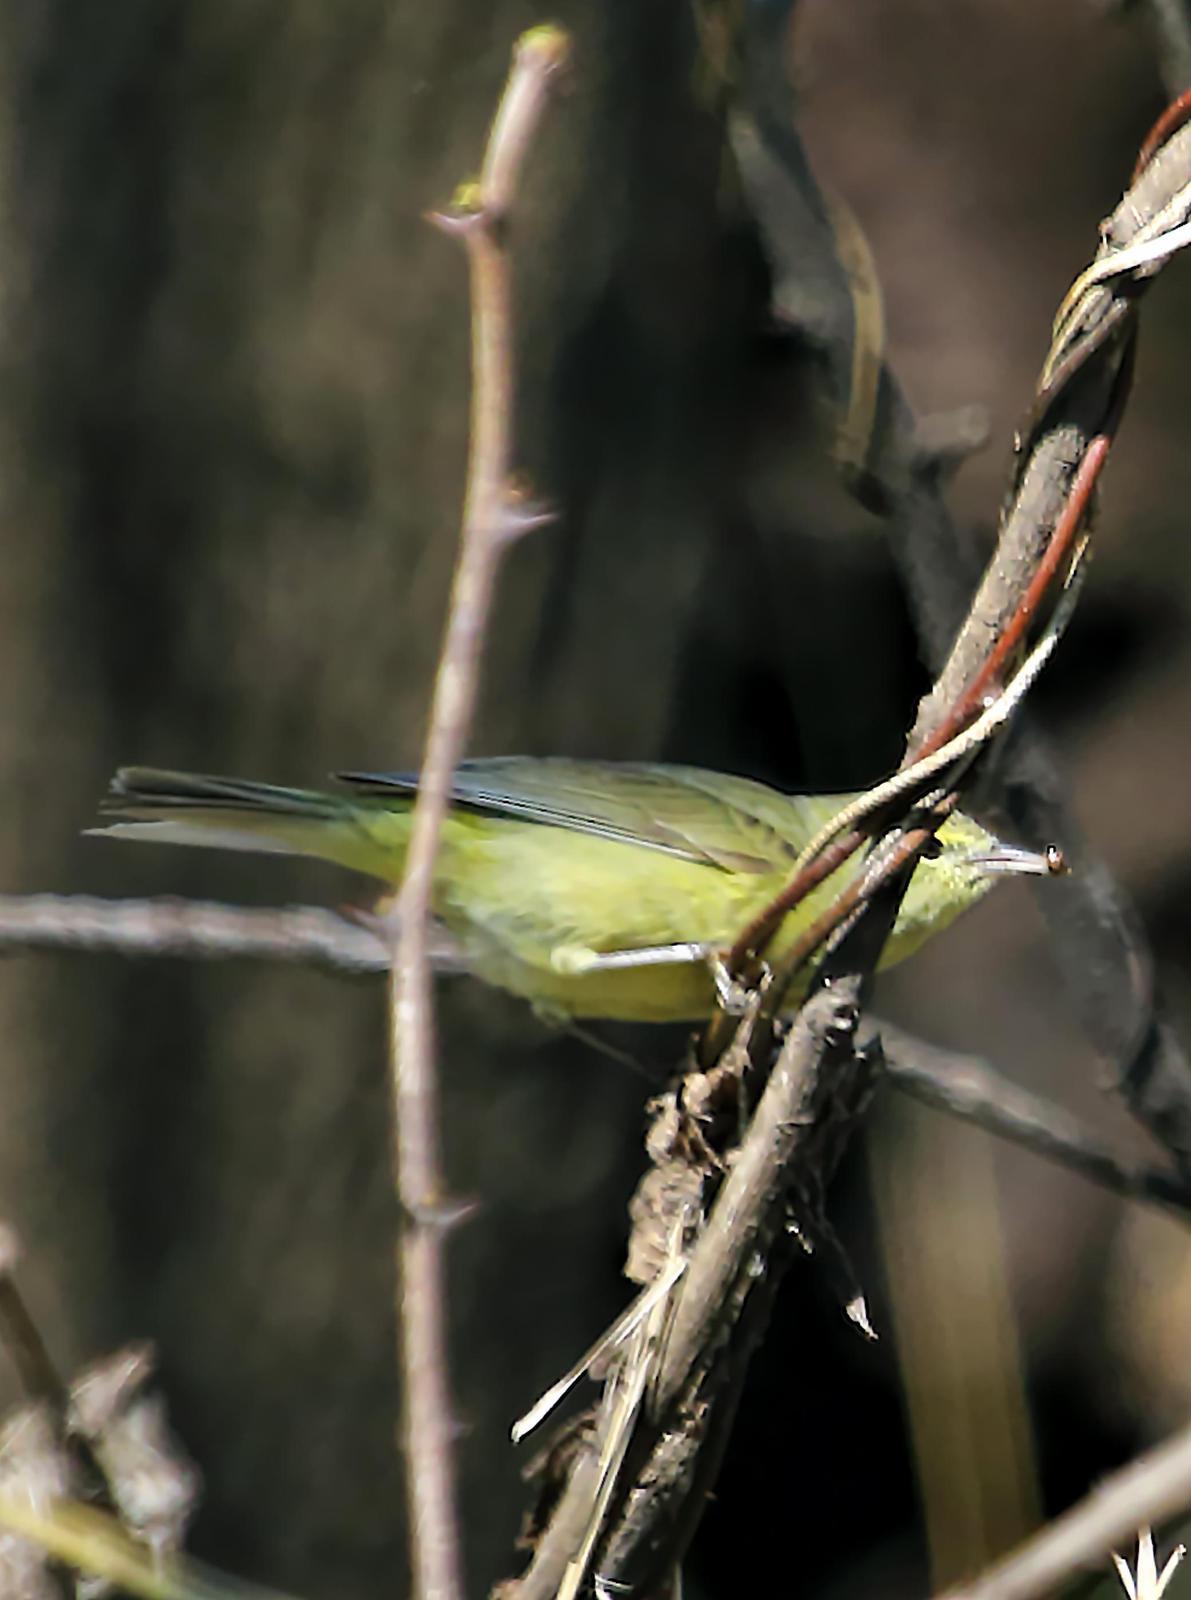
left=919, top=837, right=943, bottom=860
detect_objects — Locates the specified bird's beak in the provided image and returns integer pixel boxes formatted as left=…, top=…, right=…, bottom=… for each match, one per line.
left=964, top=842, right=1068, bottom=878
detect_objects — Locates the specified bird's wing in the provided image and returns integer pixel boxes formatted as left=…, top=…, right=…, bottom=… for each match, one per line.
left=335, top=758, right=808, bottom=875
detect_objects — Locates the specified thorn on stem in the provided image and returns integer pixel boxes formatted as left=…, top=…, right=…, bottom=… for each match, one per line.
left=498, top=480, right=557, bottom=541
left=425, top=205, right=485, bottom=240
left=403, top=1194, right=480, bottom=1234
left=845, top=1294, right=878, bottom=1341
left=68, top=1341, right=156, bottom=1439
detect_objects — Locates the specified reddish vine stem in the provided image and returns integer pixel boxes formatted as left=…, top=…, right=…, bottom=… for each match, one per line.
left=936, top=448, right=1105, bottom=741
left=916, top=331, right=1137, bottom=763
left=725, top=827, right=869, bottom=972
left=720, top=108, right=1162, bottom=1003
left=723, top=413, right=1118, bottom=985
left=722, top=446, right=1091, bottom=985
left=766, top=793, right=963, bottom=1004
left=1133, top=84, right=1191, bottom=179
left=909, top=435, right=1110, bottom=768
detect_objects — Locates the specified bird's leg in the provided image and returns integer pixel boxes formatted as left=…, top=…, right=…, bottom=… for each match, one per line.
left=549, top=941, right=713, bottom=975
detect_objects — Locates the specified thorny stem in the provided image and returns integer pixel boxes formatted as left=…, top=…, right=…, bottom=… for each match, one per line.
left=389, top=27, right=567, bottom=1600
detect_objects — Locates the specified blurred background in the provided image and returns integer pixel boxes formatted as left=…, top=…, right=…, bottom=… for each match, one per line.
left=0, top=1, right=1189, bottom=1595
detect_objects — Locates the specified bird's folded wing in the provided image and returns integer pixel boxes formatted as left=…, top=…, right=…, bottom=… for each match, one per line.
left=335, top=758, right=804, bottom=874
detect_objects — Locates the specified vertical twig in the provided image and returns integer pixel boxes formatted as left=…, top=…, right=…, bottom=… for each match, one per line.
left=388, top=27, right=568, bottom=1600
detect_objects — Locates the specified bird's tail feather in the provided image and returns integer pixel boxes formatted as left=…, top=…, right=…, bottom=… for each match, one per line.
left=91, top=766, right=394, bottom=876
left=100, top=767, right=350, bottom=819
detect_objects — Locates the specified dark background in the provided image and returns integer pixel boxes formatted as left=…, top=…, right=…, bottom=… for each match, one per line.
left=1, top=3, right=1189, bottom=1596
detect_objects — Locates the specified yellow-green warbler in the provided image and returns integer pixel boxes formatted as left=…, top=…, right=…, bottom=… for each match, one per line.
left=94, top=760, right=1053, bottom=1022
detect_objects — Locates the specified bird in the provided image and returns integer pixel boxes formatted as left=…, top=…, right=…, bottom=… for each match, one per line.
left=92, top=759, right=1053, bottom=1023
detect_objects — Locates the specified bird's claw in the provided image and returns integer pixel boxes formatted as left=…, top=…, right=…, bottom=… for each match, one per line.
left=710, top=954, right=771, bottom=1016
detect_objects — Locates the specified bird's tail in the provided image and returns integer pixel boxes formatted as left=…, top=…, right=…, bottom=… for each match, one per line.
left=91, top=766, right=409, bottom=881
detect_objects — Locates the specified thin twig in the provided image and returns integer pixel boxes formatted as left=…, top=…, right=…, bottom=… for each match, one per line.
left=389, top=27, right=567, bottom=1600
left=0, top=894, right=407, bottom=973
left=938, top=1417, right=1191, bottom=1600
left=874, top=1023, right=1191, bottom=1219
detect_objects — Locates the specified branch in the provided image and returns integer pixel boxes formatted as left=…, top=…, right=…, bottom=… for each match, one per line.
left=739, top=566, right=1083, bottom=1003
left=938, top=1417, right=1191, bottom=1600
left=502, top=25, right=1191, bottom=1595
left=907, top=97, right=1191, bottom=751
left=504, top=986, right=872, bottom=1600
left=0, top=894, right=405, bottom=973
left=736, top=4, right=1191, bottom=1178
left=28, top=894, right=1163, bottom=1234
left=653, top=989, right=864, bottom=1423
left=874, top=1022, right=1191, bottom=1219
left=389, top=28, right=567, bottom=1600
left=724, top=572, right=1079, bottom=977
